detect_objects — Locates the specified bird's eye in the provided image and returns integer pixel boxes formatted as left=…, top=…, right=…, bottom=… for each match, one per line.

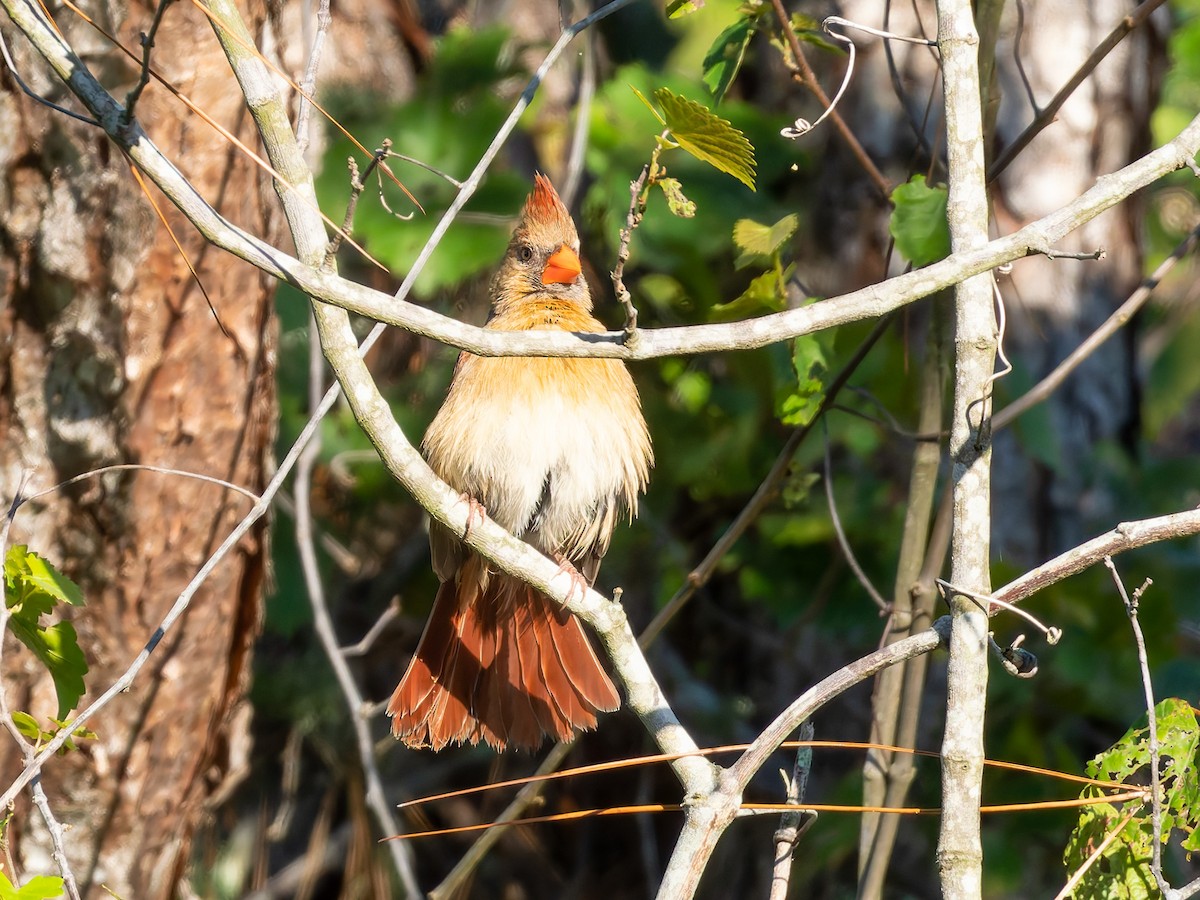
left=516, top=245, right=534, bottom=263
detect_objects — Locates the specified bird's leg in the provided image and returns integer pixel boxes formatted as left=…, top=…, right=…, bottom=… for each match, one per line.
left=552, top=555, right=589, bottom=608
left=460, top=493, right=488, bottom=540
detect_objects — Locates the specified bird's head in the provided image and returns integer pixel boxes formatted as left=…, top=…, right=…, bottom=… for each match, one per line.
left=492, top=174, right=591, bottom=312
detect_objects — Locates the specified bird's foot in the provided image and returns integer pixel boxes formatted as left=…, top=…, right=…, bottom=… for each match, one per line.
left=460, top=493, right=488, bottom=540
left=552, top=556, right=589, bottom=608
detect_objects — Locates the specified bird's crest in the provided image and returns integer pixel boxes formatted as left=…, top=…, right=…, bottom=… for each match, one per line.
left=522, top=173, right=574, bottom=234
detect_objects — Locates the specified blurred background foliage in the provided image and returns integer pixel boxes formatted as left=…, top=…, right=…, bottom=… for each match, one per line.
left=215, top=0, right=1200, bottom=896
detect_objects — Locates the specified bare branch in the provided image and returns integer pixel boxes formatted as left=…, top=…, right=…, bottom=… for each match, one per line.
left=936, top=0, right=996, bottom=894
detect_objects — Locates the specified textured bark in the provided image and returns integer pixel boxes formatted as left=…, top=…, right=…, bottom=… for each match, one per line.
left=0, top=0, right=277, bottom=895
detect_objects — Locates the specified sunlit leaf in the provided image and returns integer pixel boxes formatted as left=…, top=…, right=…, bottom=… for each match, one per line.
left=654, top=88, right=756, bottom=190
left=0, top=869, right=65, bottom=900
left=733, top=214, right=798, bottom=261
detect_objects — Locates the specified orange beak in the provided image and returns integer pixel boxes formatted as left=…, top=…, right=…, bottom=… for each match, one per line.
left=542, top=246, right=582, bottom=285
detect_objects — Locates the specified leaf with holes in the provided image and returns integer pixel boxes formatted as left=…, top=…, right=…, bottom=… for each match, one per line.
left=654, top=88, right=756, bottom=190
left=657, top=178, right=696, bottom=218
left=1064, top=699, right=1200, bottom=898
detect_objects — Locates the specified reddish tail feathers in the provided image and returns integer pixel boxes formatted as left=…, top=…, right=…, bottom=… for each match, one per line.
left=388, top=572, right=620, bottom=751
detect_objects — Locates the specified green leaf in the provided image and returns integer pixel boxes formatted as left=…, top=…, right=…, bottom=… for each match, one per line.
left=733, top=214, right=798, bottom=262
left=16, top=552, right=83, bottom=608
left=889, top=175, right=950, bottom=267
left=711, top=269, right=787, bottom=321
left=779, top=333, right=830, bottom=426
left=9, top=620, right=88, bottom=720
left=10, top=712, right=48, bottom=745
left=657, top=178, right=696, bottom=218
left=1064, top=699, right=1200, bottom=899
left=702, top=16, right=758, bottom=104
left=654, top=88, right=756, bottom=190
left=0, top=870, right=65, bottom=900
left=4, top=547, right=84, bottom=616
left=666, top=0, right=704, bottom=17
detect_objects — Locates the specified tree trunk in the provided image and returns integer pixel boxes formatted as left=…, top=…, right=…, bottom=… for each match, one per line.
left=0, top=0, right=277, bottom=894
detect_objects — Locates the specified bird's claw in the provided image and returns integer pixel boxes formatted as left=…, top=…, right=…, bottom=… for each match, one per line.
left=553, top=557, right=589, bottom=607
left=460, top=493, right=488, bottom=540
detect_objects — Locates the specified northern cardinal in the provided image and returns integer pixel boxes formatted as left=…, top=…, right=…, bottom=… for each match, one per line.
left=388, top=175, right=653, bottom=751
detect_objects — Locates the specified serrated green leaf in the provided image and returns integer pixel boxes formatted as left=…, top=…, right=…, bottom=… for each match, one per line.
left=656, top=177, right=696, bottom=218
left=666, top=0, right=704, bottom=17
left=889, top=175, right=950, bottom=267
left=18, top=553, right=83, bottom=608
left=39, top=622, right=88, bottom=720
left=654, top=88, right=756, bottom=190
left=733, top=214, right=798, bottom=259
left=702, top=16, right=757, bottom=104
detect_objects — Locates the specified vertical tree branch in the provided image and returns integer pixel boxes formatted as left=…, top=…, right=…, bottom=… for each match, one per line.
left=935, top=0, right=996, bottom=897
left=199, top=0, right=424, bottom=892
left=859, top=302, right=947, bottom=898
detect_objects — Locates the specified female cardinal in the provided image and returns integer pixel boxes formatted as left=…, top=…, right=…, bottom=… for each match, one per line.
left=388, top=175, right=653, bottom=751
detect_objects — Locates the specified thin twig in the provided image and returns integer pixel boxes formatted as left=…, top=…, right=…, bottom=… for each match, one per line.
left=823, top=423, right=889, bottom=612
left=1104, top=558, right=1170, bottom=897
left=340, top=603, right=400, bottom=657
left=324, top=142, right=390, bottom=268
left=16, top=463, right=261, bottom=506
left=0, top=28, right=98, bottom=125
left=28, top=773, right=81, bottom=900
left=560, top=23, right=594, bottom=209
left=294, top=0, right=331, bottom=155
left=995, top=219, right=1200, bottom=429
left=384, top=151, right=462, bottom=188
left=768, top=719, right=815, bottom=900
left=124, top=0, right=176, bottom=120
left=989, top=0, right=1169, bottom=181
left=612, top=162, right=650, bottom=336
